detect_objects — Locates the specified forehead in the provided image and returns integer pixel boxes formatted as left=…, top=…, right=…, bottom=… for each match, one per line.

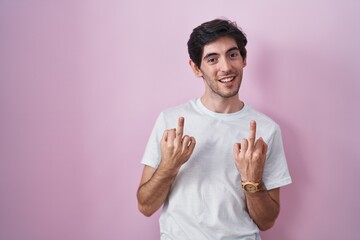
left=202, top=36, right=238, bottom=56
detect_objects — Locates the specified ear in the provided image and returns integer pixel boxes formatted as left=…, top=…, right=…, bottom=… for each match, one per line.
left=243, top=57, right=247, bottom=67
left=189, top=59, right=203, bottom=77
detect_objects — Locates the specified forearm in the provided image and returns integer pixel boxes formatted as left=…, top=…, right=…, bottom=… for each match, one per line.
left=245, top=188, right=280, bottom=231
left=138, top=118, right=196, bottom=217
left=137, top=167, right=177, bottom=217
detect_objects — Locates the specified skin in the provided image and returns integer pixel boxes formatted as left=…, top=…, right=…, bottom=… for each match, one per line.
left=189, top=36, right=246, bottom=114
left=137, top=36, right=280, bottom=230
left=137, top=117, right=196, bottom=217
left=233, top=120, right=280, bottom=230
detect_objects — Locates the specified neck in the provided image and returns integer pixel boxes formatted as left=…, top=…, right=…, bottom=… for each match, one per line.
left=200, top=95, right=244, bottom=114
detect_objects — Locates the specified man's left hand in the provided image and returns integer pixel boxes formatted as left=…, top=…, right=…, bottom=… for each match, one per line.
left=233, top=120, right=268, bottom=182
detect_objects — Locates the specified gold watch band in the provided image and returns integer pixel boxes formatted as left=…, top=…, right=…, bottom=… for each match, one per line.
left=241, top=180, right=264, bottom=193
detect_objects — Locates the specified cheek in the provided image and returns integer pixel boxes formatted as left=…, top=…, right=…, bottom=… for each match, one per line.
left=202, top=68, right=217, bottom=79
left=202, top=73, right=215, bottom=83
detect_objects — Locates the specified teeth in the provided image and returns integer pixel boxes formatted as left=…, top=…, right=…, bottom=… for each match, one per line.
left=220, top=77, right=234, bottom=83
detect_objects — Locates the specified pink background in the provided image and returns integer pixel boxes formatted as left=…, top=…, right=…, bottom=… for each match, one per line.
left=1, top=0, right=359, bottom=239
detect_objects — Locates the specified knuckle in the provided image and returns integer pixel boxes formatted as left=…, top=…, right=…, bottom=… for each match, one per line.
left=252, top=152, right=260, bottom=160
left=182, top=135, right=189, bottom=140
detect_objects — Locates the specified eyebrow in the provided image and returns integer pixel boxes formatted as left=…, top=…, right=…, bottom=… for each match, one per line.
left=203, top=47, right=240, bottom=61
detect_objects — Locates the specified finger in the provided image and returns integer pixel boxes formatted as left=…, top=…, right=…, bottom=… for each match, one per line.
left=176, top=117, right=184, bottom=139
left=233, top=143, right=241, bottom=157
left=186, top=136, right=196, bottom=154
left=254, top=137, right=267, bottom=159
left=182, top=135, right=191, bottom=151
left=161, top=130, right=169, bottom=147
left=262, top=138, right=268, bottom=155
left=162, top=130, right=169, bottom=142
left=167, top=128, right=176, bottom=142
left=241, top=138, right=249, bottom=154
left=248, top=120, right=257, bottom=150
left=254, top=138, right=264, bottom=154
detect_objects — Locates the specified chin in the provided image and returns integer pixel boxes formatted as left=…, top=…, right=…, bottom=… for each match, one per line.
left=221, top=92, right=239, bottom=99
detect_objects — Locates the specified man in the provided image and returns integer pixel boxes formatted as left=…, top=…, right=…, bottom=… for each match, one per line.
left=137, top=18, right=292, bottom=240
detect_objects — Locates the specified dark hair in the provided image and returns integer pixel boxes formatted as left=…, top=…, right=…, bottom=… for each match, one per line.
left=187, top=19, right=247, bottom=68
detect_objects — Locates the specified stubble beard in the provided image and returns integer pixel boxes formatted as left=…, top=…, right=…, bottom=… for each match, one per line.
left=205, top=74, right=242, bottom=99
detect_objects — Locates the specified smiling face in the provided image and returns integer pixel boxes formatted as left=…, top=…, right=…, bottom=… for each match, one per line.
left=190, top=36, right=247, bottom=100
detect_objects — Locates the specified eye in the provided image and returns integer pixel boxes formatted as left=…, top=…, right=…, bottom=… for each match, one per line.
left=229, top=52, right=239, bottom=58
left=207, top=57, right=218, bottom=64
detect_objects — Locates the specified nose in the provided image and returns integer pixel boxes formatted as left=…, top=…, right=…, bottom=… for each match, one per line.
left=219, top=58, right=231, bottom=72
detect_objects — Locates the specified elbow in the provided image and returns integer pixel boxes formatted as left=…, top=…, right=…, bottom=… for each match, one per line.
left=258, top=220, right=276, bottom=231
left=138, top=203, right=156, bottom=217
left=258, top=204, right=280, bottom=231
left=137, top=189, right=157, bottom=217
left=257, top=210, right=279, bottom=231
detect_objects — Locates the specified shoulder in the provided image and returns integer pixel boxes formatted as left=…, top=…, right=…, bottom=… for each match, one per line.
left=160, top=99, right=198, bottom=118
left=244, top=105, right=281, bottom=133
left=155, top=99, right=198, bottom=127
left=162, top=99, right=196, bottom=113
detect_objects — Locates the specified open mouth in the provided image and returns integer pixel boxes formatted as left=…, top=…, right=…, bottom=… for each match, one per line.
left=219, top=76, right=236, bottom=83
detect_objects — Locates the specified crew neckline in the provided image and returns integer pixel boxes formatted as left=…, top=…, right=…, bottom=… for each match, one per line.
left=195, top=98, right=248, bottom=119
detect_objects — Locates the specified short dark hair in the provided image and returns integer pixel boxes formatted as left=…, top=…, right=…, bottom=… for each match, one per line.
left=187, top=19, right=247, bottom=68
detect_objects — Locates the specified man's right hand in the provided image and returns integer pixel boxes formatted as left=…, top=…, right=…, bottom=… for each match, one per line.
left=159, top=117, right=196, bottom=173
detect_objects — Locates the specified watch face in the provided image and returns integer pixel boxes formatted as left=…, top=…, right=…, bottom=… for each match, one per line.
left=244, top=184, right=257, bottom=192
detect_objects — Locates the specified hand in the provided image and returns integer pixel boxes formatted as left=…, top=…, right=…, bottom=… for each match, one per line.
left=159, top=117, right=196, bottom=173
left=233, top=120, right=268, bottom=182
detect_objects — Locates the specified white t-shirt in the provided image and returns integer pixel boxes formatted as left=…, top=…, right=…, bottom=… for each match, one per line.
left=141, top=98, right=292, bottom=240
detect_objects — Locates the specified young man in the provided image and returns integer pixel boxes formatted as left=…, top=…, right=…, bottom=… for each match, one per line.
left=137, top=19, right=292, bottom=240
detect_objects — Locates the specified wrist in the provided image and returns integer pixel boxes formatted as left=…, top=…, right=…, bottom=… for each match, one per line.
left=157, top=164, right=179, bottom=179
left=241, top=180, right=266, bottom=193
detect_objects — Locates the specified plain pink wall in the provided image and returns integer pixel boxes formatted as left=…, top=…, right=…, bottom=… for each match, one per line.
left=1, top=1, right=359, bottom=239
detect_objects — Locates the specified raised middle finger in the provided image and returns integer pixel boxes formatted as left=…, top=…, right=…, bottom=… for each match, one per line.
left=248, top=120, right=257, bottom=150
left=176, top=117, right=184, bottom=140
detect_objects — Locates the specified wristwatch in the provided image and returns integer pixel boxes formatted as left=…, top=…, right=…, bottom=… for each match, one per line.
left=241, top=181, right=264, bottom=193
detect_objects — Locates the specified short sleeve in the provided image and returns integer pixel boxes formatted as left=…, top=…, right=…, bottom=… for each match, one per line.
left=262, top=125, right=292, bottom=190
left=140, top=112, right=166, bottom=169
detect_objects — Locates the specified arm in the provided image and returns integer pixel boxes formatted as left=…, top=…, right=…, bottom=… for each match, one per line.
left=137, top=165, right=176, bottom=217
left=244, top=187, right=280, bottom=230
left=233, top=120, right=280, bottom=230
left=137, top=117, right=196, bottom=217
